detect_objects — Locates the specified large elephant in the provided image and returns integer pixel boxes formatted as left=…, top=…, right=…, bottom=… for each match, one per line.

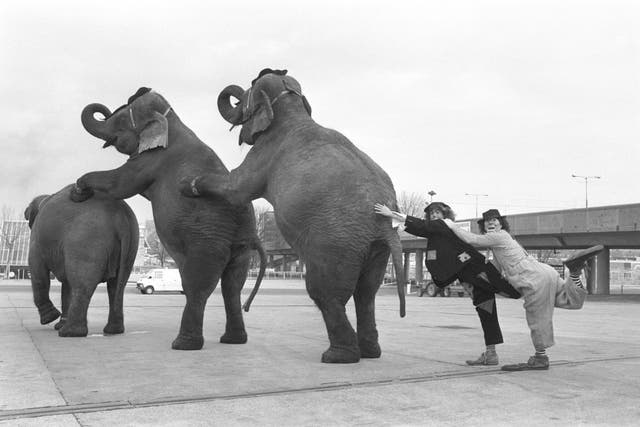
left=74, top=88, right=266, bottom=350
left=182, top=69, right=405, bottom=363
left=25, top=185, right=138, bottom=337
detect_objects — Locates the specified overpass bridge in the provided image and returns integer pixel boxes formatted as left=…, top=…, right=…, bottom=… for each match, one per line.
left=259, top=204, right=640, bottom=295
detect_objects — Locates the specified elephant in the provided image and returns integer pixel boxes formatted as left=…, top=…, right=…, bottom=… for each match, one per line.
left=74, top=87, right=266, bottom=350
left=24, top=185, right=139, bottom=337
left=181, top=69, right=406, bottom=363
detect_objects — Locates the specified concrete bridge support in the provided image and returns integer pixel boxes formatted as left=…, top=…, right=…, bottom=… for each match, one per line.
left=586, top=247, right=610, bottom=295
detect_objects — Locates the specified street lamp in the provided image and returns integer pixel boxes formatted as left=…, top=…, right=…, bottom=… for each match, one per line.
left=427, top=190, right=436, bottom=203
left=572, top=174, right=601, bottom=231
left=571, top=174, right=601, bottom=210
left=465, top=193, right=488, bottom=218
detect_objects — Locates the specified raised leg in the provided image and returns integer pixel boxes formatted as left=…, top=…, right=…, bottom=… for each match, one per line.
left=29, top=262, right=60, bottom=325
left=354, top=241, right=389, bottom=358
left=104, top=277, right=125, bottom=334
left=306, top=262, right=360, bottom=364
left=171, top=254, right=228, bottom=350
left=219, top=244, right=251, bottom=344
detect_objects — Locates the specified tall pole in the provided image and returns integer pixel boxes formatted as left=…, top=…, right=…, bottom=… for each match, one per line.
left=571, top=174, right=600, bottom=230
left=427, top=190, right=436, bottom=203
left=465, top=193, right=488, bottom=218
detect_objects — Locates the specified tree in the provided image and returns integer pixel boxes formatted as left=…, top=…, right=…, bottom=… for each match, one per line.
left=144, top=224, right=170, bottom=267
left=1, top=205, right=28, bottom=279
left=397, top=191, right=428, bottom=217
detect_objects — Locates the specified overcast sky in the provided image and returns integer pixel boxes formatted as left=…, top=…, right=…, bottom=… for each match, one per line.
left=1, top=0, right=639, bottom=223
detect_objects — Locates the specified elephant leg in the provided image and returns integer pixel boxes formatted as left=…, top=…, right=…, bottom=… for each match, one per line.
left=54, top=281, right=71, bottom=331
left=172, top=255, right=227, bottom=350
left=306, top=262, right=360, bottom=364
left=30, top=262, right=60, bottom=325
left=219, top=245, right=250, bottom=344
left=354, top=242, right=388, bottom=358
left=58, top=279, right=98, bottom=338
left=104, top=277, right=125, bottom=335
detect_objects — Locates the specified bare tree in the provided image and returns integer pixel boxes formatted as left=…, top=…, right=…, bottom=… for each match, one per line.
left=145, top=227, right=168, bottom=267
left=396, top=191, right=428, bottom=217
left=1, top=205, right=28, bottom=279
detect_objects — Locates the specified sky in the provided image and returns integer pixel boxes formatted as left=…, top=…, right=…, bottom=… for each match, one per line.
left=1, top=0, right=639, bottom=223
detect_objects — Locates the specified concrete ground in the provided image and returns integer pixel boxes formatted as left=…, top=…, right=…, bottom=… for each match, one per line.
left=1, top=279, right=639, bottom=426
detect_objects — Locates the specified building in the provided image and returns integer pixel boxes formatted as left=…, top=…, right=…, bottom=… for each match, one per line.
left=0, top=220, right=30, bottom=279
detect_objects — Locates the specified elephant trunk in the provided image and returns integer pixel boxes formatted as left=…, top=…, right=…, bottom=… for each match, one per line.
left=217, top=85, right=245, bottom=125
left=81, top=103, right=113, bottom=141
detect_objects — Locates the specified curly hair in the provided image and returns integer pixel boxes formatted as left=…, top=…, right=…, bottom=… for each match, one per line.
left=479, top=217, right=511, bottom=234
left=424, top=202, right=456, bottom=221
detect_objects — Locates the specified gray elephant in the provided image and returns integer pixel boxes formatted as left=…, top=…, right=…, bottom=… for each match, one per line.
left=25, top=185, right=139, bottom=337
left=73, top=87, right=266, bottom=350
left=181, top=69, right=405, bottom=363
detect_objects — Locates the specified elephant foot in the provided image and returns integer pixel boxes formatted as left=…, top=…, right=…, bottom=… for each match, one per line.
left=172, top=334, right=204, bottom=350
left=58, top=323, right=88, bottom=337
left=220, top=330, right=247, bottom=344
left=103, top=323, right=124, bottom=335
left=54, top=317, right=67, bottom=330
left=359, top=341, right=381, bottom=359
left=39, top=306, right=61, bottom=325
left=321, top=346, right=361, bottom=364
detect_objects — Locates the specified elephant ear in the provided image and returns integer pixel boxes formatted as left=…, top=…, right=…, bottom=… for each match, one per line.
left=138, top=111, right=169, bottom=153
left=246, top=90, right=274, bottom=141
left=24, top=201, right=38, bottom=228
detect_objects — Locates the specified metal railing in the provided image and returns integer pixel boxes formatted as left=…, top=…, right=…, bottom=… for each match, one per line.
left=247, top=271, right=306, bottom=280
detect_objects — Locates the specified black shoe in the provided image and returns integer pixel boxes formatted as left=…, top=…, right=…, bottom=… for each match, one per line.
left=564, top=245, right=604, bottom=274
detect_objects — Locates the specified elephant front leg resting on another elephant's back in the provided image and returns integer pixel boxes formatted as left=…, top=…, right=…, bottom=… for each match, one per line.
left=72, top=161, right=153, bottom=202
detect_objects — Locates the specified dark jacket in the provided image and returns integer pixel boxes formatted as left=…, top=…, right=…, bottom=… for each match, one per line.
left=404, top=216, right=488, bottom=287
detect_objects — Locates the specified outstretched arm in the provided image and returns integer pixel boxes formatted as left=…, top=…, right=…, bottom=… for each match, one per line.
left=443, top=219, right=501, bottom=247
left=180, top=146, right=267, bottom=206
left=71, top=157, right=153, bottom=202
left=182, top=172, right=258, bottom=206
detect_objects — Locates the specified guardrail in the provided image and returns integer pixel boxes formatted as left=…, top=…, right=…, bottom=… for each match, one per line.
left=247, top=271, right=306, bottom=280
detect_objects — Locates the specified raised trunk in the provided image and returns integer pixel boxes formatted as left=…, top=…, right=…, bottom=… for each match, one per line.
left=217, top=85, right=245, bottom=124
left=81, top=103, right=113, bottom=141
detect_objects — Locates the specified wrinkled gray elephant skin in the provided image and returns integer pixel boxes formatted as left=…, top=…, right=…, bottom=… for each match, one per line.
left=182, top=69, right=406, bottom=363
left=25, top=185, right=138, bottom=337
left=74, top=88, right=266, bottom=350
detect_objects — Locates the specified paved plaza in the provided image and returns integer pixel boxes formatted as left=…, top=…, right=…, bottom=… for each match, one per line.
left=1, top=279, right=639, bottom=426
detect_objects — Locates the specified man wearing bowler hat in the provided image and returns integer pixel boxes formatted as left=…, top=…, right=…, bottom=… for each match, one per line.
left=375, top=201, right=521, bottom=366
left=445, top=208, right=603, bottom=371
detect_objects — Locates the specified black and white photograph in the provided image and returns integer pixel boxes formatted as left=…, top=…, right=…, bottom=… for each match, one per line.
left=1, top=1, right=639, bottom=425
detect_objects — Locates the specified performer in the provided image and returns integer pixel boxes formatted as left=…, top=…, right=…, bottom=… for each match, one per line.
left=444, top=208, right=603, bottom=371
left=375, top=202, right=521, bottom=366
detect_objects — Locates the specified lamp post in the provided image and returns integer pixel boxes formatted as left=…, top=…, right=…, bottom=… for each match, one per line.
left=427, top=190, right=436, bottom=203
left=571, top=174, right=600, bottom=231
left=465, top=193, right=488, bottom=218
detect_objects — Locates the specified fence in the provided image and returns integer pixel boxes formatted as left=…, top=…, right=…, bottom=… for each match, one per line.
left=247, top=270, right=305, bottom=280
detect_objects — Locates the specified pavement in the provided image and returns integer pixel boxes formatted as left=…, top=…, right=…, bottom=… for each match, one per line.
left=1, top=279, right=639, bottom=426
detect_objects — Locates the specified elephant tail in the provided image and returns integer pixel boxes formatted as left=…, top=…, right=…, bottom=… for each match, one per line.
left=388, top=230, right=406, bottom=318
left=116, top=214, right=139, bottom=297
left=242, top=237, right=267, bottom=312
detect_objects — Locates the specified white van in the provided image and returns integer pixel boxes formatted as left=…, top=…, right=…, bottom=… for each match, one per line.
left=137, top=269, right=183, bottom=294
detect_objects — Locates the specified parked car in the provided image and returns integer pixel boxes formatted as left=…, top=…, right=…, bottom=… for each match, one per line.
left=417, top=279, right=469, bottom=298
left=136, top=269, right=183, bottom=294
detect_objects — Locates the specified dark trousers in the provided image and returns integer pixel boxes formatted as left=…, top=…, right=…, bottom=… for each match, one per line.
left=457, top=262, right=521, bottom=346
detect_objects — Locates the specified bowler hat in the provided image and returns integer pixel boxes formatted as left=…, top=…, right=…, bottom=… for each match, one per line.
left=477, top=209, right=505, bottom=225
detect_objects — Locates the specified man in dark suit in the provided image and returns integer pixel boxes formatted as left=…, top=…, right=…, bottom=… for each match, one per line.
left=375, top=201, right=521, bottom=365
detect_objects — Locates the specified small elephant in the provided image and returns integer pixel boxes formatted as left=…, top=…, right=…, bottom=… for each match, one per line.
left=182, top=69, right=406, bottom=363
left=75, top=88, right=266, bottom=350
left=25, top=185, right=139, bottom=337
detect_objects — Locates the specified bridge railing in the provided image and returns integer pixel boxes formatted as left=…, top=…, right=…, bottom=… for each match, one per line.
left=248, top=270, right=306, bottom=280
